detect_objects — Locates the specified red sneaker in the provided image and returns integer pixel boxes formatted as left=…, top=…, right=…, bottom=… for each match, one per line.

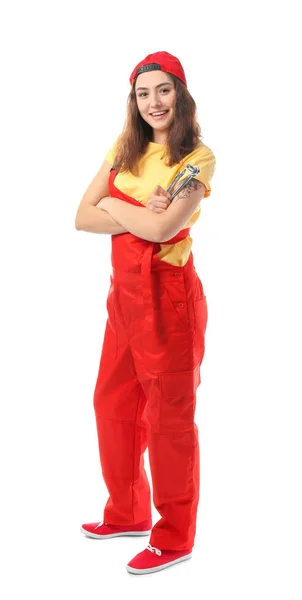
left=126, top=543, right=192, bottom=574
left=80, top=518, right=152, bottom=539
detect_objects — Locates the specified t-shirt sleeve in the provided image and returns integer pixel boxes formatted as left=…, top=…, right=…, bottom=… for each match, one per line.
left=104, top=137, right=119, bottom=166
left=189, top=144, right=216, bottom=198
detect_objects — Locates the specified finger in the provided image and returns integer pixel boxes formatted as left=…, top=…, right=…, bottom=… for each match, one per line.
left=154, top=200, right=169, bottom=208
left=158, top=188, right=171, bottom=199
left=152, top=207, right=166, bottom=213
left=160, top=192, right=172, bottom=201
left=147, top=199, right=168, bottom=212
left=152, top=185, right=161, bottom=194
left=147, top=203, right=164, bottom=213
left=153, top=186, right=171, bottom=199
left=154, top=195, right=171, bottom=204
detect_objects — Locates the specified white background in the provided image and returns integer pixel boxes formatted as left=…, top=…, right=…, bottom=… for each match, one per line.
left=1, top=0, right=301, bottom=598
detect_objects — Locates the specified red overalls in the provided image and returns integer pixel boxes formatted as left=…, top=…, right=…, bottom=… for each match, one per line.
left=93, top=168, right=208, bottom=551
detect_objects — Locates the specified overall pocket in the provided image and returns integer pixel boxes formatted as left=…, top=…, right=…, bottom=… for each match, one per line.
left=146, top=366, right=201, bottom=498
left=159, top=272, right=192, bottom=333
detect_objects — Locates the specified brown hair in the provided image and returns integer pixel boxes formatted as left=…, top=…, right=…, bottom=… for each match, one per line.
left=112, top=74, right=203, bottom=176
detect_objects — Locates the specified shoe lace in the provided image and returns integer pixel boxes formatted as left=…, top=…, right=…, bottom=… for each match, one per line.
left=147, top=543, right=162, bottom=556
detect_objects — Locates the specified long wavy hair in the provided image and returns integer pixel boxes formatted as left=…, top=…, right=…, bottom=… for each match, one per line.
left=112, top=73, right=203, bottom=176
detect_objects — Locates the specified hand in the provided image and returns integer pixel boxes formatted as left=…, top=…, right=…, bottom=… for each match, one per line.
left=146, top=185, right=171, bottom=213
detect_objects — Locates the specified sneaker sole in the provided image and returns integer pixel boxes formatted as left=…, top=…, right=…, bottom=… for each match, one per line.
left=126, top=553, right=192, bottom=574
left=80, top=527, right=151, bottom=539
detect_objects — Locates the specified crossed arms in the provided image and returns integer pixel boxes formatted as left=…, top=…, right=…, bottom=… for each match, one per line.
left=75, top=160, right=205, bottom=242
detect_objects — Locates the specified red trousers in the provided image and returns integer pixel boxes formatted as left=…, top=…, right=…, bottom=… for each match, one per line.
left=93, top=169, right=208, bottom=550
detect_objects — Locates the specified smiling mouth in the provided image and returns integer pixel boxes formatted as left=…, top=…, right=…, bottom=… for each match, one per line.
left=150, top=110, right=169, bottom=118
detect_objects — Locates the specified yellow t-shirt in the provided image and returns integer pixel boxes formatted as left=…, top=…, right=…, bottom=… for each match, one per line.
left=105, top=139, right=216, bottom=266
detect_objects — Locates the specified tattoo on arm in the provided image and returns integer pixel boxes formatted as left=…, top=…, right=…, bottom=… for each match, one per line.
left=172, top=178, right=204, bottom=203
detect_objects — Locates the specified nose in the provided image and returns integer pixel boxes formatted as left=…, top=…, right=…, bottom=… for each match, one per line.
left=149, top=91, right=162, bottom=109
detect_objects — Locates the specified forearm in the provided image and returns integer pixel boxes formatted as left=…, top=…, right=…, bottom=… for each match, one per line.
left=102, top=197, right=161, bottom=243
left=75, top=205, right=129, bottom=234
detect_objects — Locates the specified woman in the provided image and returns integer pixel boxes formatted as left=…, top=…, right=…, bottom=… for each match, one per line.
left=75, top=51, right=216, bottom=575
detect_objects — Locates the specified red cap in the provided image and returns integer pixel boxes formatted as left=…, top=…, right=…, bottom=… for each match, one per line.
left=129, top=51, right=187, bottom=87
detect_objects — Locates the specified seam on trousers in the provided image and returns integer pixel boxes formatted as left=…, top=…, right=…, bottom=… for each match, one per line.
left=132, top=385, right=143, bottom=524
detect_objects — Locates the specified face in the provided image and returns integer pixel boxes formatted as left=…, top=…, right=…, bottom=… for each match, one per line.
left=135, top=71, right=176, bottom=141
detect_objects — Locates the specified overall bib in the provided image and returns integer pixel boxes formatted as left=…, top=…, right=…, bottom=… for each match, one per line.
left=93, top=168, right=208, bottom=551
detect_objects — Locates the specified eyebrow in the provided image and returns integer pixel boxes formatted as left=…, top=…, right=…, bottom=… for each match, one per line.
left=136, top=82, right=172, bottom=91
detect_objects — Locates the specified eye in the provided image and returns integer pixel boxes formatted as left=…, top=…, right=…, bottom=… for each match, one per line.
left=138, top=88, right=170, bottom=98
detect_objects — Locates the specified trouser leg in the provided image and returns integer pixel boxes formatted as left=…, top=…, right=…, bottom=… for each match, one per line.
left=134, top=263, right=207, bottom=550
left=93, top=313, right=151, bottom=525
left=141, top=365, right=201, bottom=550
